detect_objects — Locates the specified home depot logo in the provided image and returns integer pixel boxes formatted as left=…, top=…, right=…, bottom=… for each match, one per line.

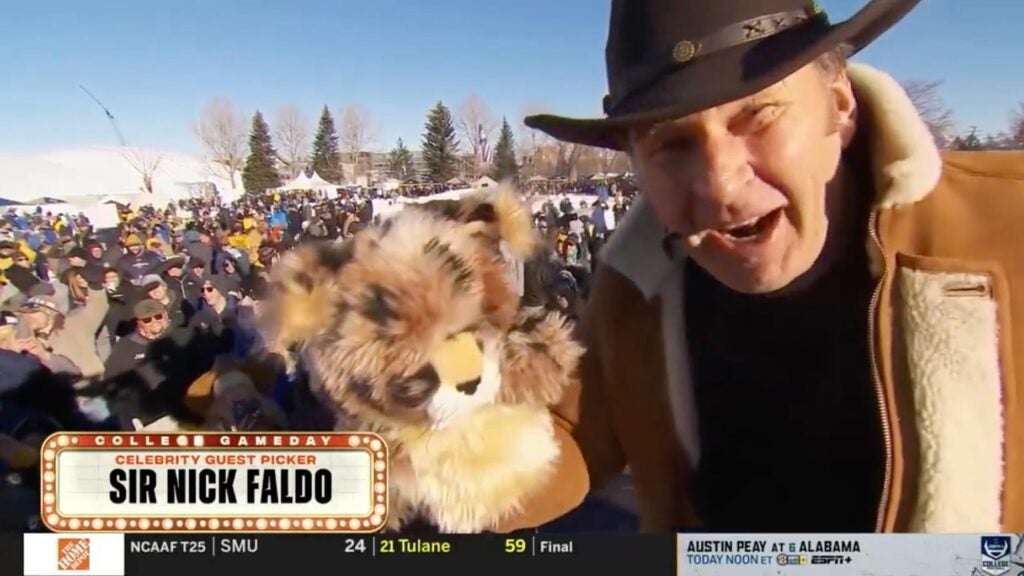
left=57, top=538, right=90, bottom=571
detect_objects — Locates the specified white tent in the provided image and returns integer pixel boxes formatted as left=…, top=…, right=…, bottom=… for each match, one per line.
left=305, top=172, right=337, bottom=192
left=278, top=172, right=313, bottom=191
left=474, top=176, right=499, bottom=189
left=277, top=171, right=337, bottom=193
left=446, top=177, right=467, bottom=186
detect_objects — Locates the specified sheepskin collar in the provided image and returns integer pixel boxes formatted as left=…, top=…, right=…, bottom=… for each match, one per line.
left=603, top=63, right=944, bottom=300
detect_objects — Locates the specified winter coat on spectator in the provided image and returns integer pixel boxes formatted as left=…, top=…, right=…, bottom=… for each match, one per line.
left=183, top=239, right=213, bottom=269
left=116, top=251, right=161, bottom=284
left=48, top=288, right=110, bottom=380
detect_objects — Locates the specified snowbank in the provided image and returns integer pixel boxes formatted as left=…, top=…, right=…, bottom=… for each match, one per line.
left=0, top=146, right=240, bottom=203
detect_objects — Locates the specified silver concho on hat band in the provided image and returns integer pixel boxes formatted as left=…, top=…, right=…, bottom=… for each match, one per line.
left=672, top=40, right=700, bottom=63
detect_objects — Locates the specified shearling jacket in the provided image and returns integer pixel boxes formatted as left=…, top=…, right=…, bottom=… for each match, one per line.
left=554, top=64, right=1024, bottom=533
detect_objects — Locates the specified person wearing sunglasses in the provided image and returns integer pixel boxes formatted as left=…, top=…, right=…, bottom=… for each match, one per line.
left=102, top=299, right=184, bottom=429
left=190, top=274, right=256, bottom=357
left=103, top=299, right=169, bottom=380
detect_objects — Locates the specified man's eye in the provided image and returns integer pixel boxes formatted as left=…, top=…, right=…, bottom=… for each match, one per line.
left=733, top=105, right=782, bottom=133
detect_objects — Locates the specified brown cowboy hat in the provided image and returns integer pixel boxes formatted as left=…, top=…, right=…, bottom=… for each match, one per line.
left=525, top=0, right=920, bottom=150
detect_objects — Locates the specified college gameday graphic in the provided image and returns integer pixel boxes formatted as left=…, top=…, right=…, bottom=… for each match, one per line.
left=40, top=432, right=389, bottom=533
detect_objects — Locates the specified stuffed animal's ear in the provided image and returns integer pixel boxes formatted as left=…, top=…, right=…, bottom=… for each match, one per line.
left=488, top=186, right=538, bottom=260
left=440, top=185, right=537, bottom=260
left=263, top=240, right=353, bottom=353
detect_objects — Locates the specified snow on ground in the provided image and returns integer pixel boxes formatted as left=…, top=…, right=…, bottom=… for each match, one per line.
left=0, top=146, right=603, bottom=228
left=0, top=146, right=240, bottom=204
left=372, top=191, right=600, bottom=219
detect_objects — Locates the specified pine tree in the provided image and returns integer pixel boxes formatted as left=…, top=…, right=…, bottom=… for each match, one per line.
left=387, top=138, right=415, bottom=181
left=310, top=105, right=342, bottom=183
left=421, top=101, right=459, bottom=182
left=490, top=117, right=519, bottom=181
left=241, top=110, right=282, bottom=194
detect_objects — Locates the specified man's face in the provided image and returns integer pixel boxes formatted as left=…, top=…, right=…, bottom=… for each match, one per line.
left=166, top=266, right=183, bottom=278
left=18, top=309, right=46, bottom=332
left=137, top=312, right=168, bottom=339
left=89, top=246, right=103, bottom=259
left=202, top=283, right=223, bottom=306
left=13, top=255, right=29, bottom=268
left=147, top=284, right=167, bottom=301
left=191, top=266, right=204, bottom=278
left=104, top=271, right=120, bottom=290
left=627, top=64, right=856, bottom=293
left=127, top=244, right=142, bottom=255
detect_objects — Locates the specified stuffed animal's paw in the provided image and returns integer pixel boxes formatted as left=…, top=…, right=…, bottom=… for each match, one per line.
left=498, top=307, right=584, bottom=406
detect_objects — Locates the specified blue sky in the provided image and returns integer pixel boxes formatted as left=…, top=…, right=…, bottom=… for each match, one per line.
left=0, top=0, right=1021, bottom=154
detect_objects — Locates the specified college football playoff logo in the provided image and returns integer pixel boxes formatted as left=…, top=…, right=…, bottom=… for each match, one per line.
left=981, top=536, right=1012, bottom=576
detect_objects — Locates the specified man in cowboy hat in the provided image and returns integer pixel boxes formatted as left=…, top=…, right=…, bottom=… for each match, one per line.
left=527, top=0, right=1024, bottom=532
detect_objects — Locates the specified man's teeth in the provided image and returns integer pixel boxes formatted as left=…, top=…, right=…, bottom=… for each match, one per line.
left=727, top=216, right=761, bottom=230
left=719, top=212, right=770, bottom=239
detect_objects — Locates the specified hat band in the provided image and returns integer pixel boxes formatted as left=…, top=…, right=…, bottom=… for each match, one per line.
left=605, top=4, right=830, bottom=116
left=672, top=5, right=827, bottom=65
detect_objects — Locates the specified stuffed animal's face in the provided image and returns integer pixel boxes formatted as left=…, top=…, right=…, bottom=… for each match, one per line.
left=264, top=190, right=546, bottom=430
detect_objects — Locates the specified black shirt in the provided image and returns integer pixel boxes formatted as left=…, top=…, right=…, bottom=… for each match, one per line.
left=684, top=232, right=884, bottom=532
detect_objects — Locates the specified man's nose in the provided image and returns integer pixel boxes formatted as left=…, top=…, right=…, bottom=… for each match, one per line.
left=691, top=132, right=752, bottom=228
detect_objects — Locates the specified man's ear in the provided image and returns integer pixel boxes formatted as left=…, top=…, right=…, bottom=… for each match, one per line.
left=830, top=71, right=858, bottom=148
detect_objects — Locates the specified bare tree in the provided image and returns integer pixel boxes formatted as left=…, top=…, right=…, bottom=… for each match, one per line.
left=194, top=98, right=247, bottom=189
left=555, top=142, right=583, bottom=180
left=900, top=79, right=956, bottom=149
left=273, top=105, right=310, bottom=180
left=338, top=104, right=377, bottom=177
left=457, top=95, right=497, bottom=178
left=122, top=150, right=163, bottom=194
left=1010, top=102, right=1024, bottom=149
left=517, top=103, right=552, bottom=178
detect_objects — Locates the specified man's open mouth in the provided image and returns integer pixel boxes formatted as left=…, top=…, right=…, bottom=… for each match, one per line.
left=715, top=207, right=784, bottom=242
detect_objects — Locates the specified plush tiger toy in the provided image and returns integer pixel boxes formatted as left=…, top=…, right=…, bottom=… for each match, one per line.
left=261, top=187, right=584, bottom=533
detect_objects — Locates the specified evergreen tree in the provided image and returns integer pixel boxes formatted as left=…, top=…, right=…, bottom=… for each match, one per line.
left=241, top=110, right=282, bottom=194
left=310, top=105, right=342, bottom=183
left=490, top=117, right=518, bottom=181
left=387, top=138, right=415, bottom=181
left=421, top=101, right=459, bottom=182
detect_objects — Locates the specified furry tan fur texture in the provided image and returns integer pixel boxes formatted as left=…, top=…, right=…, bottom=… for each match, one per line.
left=898, top=268, right=1004, bottom=533
left=262, top=185, right=583, bottom=532
left=846, top=64, right=944, bottom=211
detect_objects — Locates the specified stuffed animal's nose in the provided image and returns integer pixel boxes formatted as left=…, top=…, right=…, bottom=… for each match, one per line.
left=455, top=377, right=480, bottom=395
left=430, top=331, right=484, bottom=394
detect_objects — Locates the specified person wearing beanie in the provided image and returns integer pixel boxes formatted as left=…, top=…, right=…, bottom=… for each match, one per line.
left=99, top=266, right=133, bottom=349
left=189, top=273, right=253, bottom=357
left=182, top=257, right=206, bottom=307
left=139, top=273, right=190, bottom=328
left=116, top=233, right=161, bottom=286
left=158, top=255, right=188, bottom=302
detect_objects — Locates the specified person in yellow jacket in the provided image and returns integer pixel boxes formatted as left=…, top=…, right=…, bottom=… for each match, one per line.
left=0, top=239, right=36, bottom=271
left=244, top=222, right=264, bottom=266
